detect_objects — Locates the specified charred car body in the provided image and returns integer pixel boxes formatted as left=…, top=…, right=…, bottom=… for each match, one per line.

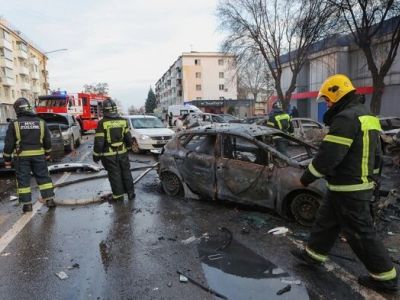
left=158, top=123, right=326, bottom=226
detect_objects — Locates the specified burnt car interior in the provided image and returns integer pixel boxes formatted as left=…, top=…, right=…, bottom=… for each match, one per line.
left=222, top=135, right=266, bottom=165
left=185, top=134, right=216, bottom=155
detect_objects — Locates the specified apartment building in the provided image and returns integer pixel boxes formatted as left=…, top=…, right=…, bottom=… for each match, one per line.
left=276, top=16, right=400, bottom=121
left=155, top=52, right=238, bottom=113
left=0, top=18, right=48, bottom=120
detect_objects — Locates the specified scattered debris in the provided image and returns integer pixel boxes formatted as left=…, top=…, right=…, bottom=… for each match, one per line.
left=216, top=227, right=232, bottom=251
left=153, top=287, right=159, bottom=291
left=290, top=232, right=309, bottom=241
left=268, top=227, right=289, bottom=235
left=177, top=271, right=227, bottom=299
left=1, top=252, right=11, bottom=257
left=158, top=236, right=165, bottom=241
left=281, top=279, right=301, bottom=285
left=67, top=263, right=80, bottom=270
left=179, top=274, right=188, bottom=283
left=240, top=227, right=250, bottom=235
left=241, top=214, right=269, bottom=229
left=9, top=196, right=18, bottom=202
left=182, top=236, right=197, bottom=245
left=276, top=284, right=291, bottom=295
left=48, top=163, right=102, bottom=174
left=96, top=230, right=103, bottom=233
left=167, top=282, right=172, bottom=287
left=387, top=248, right=399, bottom=253
left=389, top=215, right=400, bottom=221
left=55, top=271, right=69, bottom=280
left=208, top=254, right=223, bottom=261
left=167, top=237, right=177, bottom=242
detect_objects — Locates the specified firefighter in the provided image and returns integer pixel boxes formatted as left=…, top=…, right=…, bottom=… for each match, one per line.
left=267, top=101, right=293, bottom=155
left=93, top=99, right=135, bottom=201
left=291, top=74, right=398, bottom=293
left=3, top=98, right=55, bottom=212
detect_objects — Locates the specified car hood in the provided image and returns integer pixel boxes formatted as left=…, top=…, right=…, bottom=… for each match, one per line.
left=134, top=128, right=175, bottom=136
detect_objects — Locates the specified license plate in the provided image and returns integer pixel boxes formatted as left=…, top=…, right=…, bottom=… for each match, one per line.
left=156, top=140, right=167, bottom=144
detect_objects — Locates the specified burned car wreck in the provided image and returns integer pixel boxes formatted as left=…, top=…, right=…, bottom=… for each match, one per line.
left=158, top=123, right=326, bottom=226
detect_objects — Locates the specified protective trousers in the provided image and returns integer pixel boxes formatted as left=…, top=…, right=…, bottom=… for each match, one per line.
left=101, top=152, right=134, bottom=200
left=307, top=191, right=395, bottom=279
left=15, top=156, right=54, bottom=204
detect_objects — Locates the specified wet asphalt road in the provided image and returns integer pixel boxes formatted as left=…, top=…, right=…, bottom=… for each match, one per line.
left=0, top=136, right=399, bottom=299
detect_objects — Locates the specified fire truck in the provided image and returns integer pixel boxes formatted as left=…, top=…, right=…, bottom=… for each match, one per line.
left=36, top=91, right=109, bottom=132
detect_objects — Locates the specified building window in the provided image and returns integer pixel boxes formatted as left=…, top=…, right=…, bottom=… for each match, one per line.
left=178, top=90, right=182, bottom=96
left=195, top=72, right=201, bottom=78
left=196, top=97, right=202, bottom=100
left=219, top=97, right=225, bottom=100
left=219, top=72, right=224, bottom=79
left=218, top=59, right=224, bottom=66
left=4, top=87, right=10, bottom=98
left=219, top=84, right=225, bottom=91
left=195, top=59, right=201, bottom=65
left=196, top=84, right=202, bottom=91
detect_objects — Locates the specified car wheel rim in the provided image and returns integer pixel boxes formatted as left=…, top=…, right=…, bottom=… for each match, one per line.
left=297, top=195, right=318, bottom=222
left=132, top=140, right=139, bottom=153
left=163, top=173, right=180, bottom=195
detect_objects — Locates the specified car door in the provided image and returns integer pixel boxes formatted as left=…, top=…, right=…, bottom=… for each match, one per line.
left=215, top=134, right=276, bottom=208
left=174, top=133, right=217, bottom=199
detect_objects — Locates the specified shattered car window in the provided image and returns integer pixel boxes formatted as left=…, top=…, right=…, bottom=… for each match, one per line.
left=185, top=134, right=216, bottom=155
left=257, top=133, right=317, bottom=162
left=222, top=135, right=264, bottom=164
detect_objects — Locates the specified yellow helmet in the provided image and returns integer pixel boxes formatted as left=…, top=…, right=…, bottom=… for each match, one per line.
left=317, top=74, right=356, bottom=103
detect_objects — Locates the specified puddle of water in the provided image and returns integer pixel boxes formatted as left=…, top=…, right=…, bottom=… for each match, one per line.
left=199, top=236, right=309, bottom=300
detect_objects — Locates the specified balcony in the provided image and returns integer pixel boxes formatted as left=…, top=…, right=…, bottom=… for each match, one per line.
left=0, top=76, right=15, bottom=86
left=17, top=49, right=28, bottom=60
left=32, top=85, right=40, bottom=93
left=19, top=66, right=30, bottom=76
left=20, top=81, right=31, bottom=91
left=0, top=57, right=13, bottom=69
left=0, top=39, right=12, bottom=50
left=31, top=70, right=40, bottom=80
left=31, top=57, right=39, bottom=65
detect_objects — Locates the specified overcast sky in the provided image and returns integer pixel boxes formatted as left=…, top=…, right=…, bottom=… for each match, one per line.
left=2, top=0, right=223, bottom=111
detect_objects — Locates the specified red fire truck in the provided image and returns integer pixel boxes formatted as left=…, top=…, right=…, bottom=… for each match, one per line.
left=36, top=91, right=109, bottom=132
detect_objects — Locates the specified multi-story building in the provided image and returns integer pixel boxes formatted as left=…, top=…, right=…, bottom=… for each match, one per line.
left=155, top=52, right=238, bottom=114
left=0, top=18, right=48, bottom=120
left=275, top=16, right=400, bottom=121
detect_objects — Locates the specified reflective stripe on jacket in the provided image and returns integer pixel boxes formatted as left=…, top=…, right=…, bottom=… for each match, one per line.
left=93, top=117, right=132, bottom=157
left=3, top=114, right=52, bottom=160
left=304, top=96, right=382, bottom=192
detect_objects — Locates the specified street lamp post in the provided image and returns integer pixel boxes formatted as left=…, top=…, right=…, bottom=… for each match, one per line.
left=42, top=48, right=68, bottom=95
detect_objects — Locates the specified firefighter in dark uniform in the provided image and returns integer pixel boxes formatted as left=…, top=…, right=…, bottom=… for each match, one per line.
left=267, top=101, right=293, bottom=155
left=93, top=99, right=135, bottom=201
left=291, top=74, right=398, bottom=293
left=3, top=98, right=55, bottom=212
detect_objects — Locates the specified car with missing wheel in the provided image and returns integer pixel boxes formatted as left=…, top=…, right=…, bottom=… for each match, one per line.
left=158, top=123, right=326, bottom=226
left=124, top=115, right=175, bottom=154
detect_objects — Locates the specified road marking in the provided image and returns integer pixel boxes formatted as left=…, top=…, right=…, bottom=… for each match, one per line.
left=289, top=238, right=385, bottom=300
left=0, top=147, right=92, bottom=254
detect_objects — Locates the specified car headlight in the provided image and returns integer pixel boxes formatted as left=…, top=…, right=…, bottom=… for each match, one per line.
left=140, top=134, right=150, bottom=140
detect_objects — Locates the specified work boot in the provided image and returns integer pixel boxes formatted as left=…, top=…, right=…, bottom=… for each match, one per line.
left=46, top=198, right=56, bottom=208
left=128, top=192, right=136, bottom=200
left=358, top=276, right=399, bottom=294
left=22, top=204, right=33, bottom=213
left=290, top=249, right=323, bottom=268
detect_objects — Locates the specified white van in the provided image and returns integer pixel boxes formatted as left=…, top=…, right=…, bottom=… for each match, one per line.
left=167, top=104, right=201, bottom=126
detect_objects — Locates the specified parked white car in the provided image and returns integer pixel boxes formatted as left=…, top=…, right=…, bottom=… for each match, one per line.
left=124, top=115, right=175, bottom=154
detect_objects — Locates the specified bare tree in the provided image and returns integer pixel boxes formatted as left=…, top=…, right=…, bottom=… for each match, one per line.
left=83, top=82, right=109, bottom=95
left=218, top=0, right=335, bottom=110
left=237, top=54, right=274, bottom=101
left=330, top=0, right=400, bottom=114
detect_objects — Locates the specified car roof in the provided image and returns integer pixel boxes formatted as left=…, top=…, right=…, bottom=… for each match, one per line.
left=184, top=123, right=281, bottom=137
left=379, top=116, right=400, bottom=120
left=123, top=115, right=157, bottom=119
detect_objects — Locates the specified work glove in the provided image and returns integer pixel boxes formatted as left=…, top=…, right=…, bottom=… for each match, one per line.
left=93, top=155, right=100, bottom=164
left=45, top=155, right=51, bottom=161
left=300, top=169, right=316, bottom=187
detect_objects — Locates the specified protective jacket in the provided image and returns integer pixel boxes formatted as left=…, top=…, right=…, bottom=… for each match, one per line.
left=3, top=112, right=52, bottom=161
left=267, top=110, right=294, bottom=134
left=301, top=92, right=382, bottom=196
left=93, top=116, right=132, bottom=159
